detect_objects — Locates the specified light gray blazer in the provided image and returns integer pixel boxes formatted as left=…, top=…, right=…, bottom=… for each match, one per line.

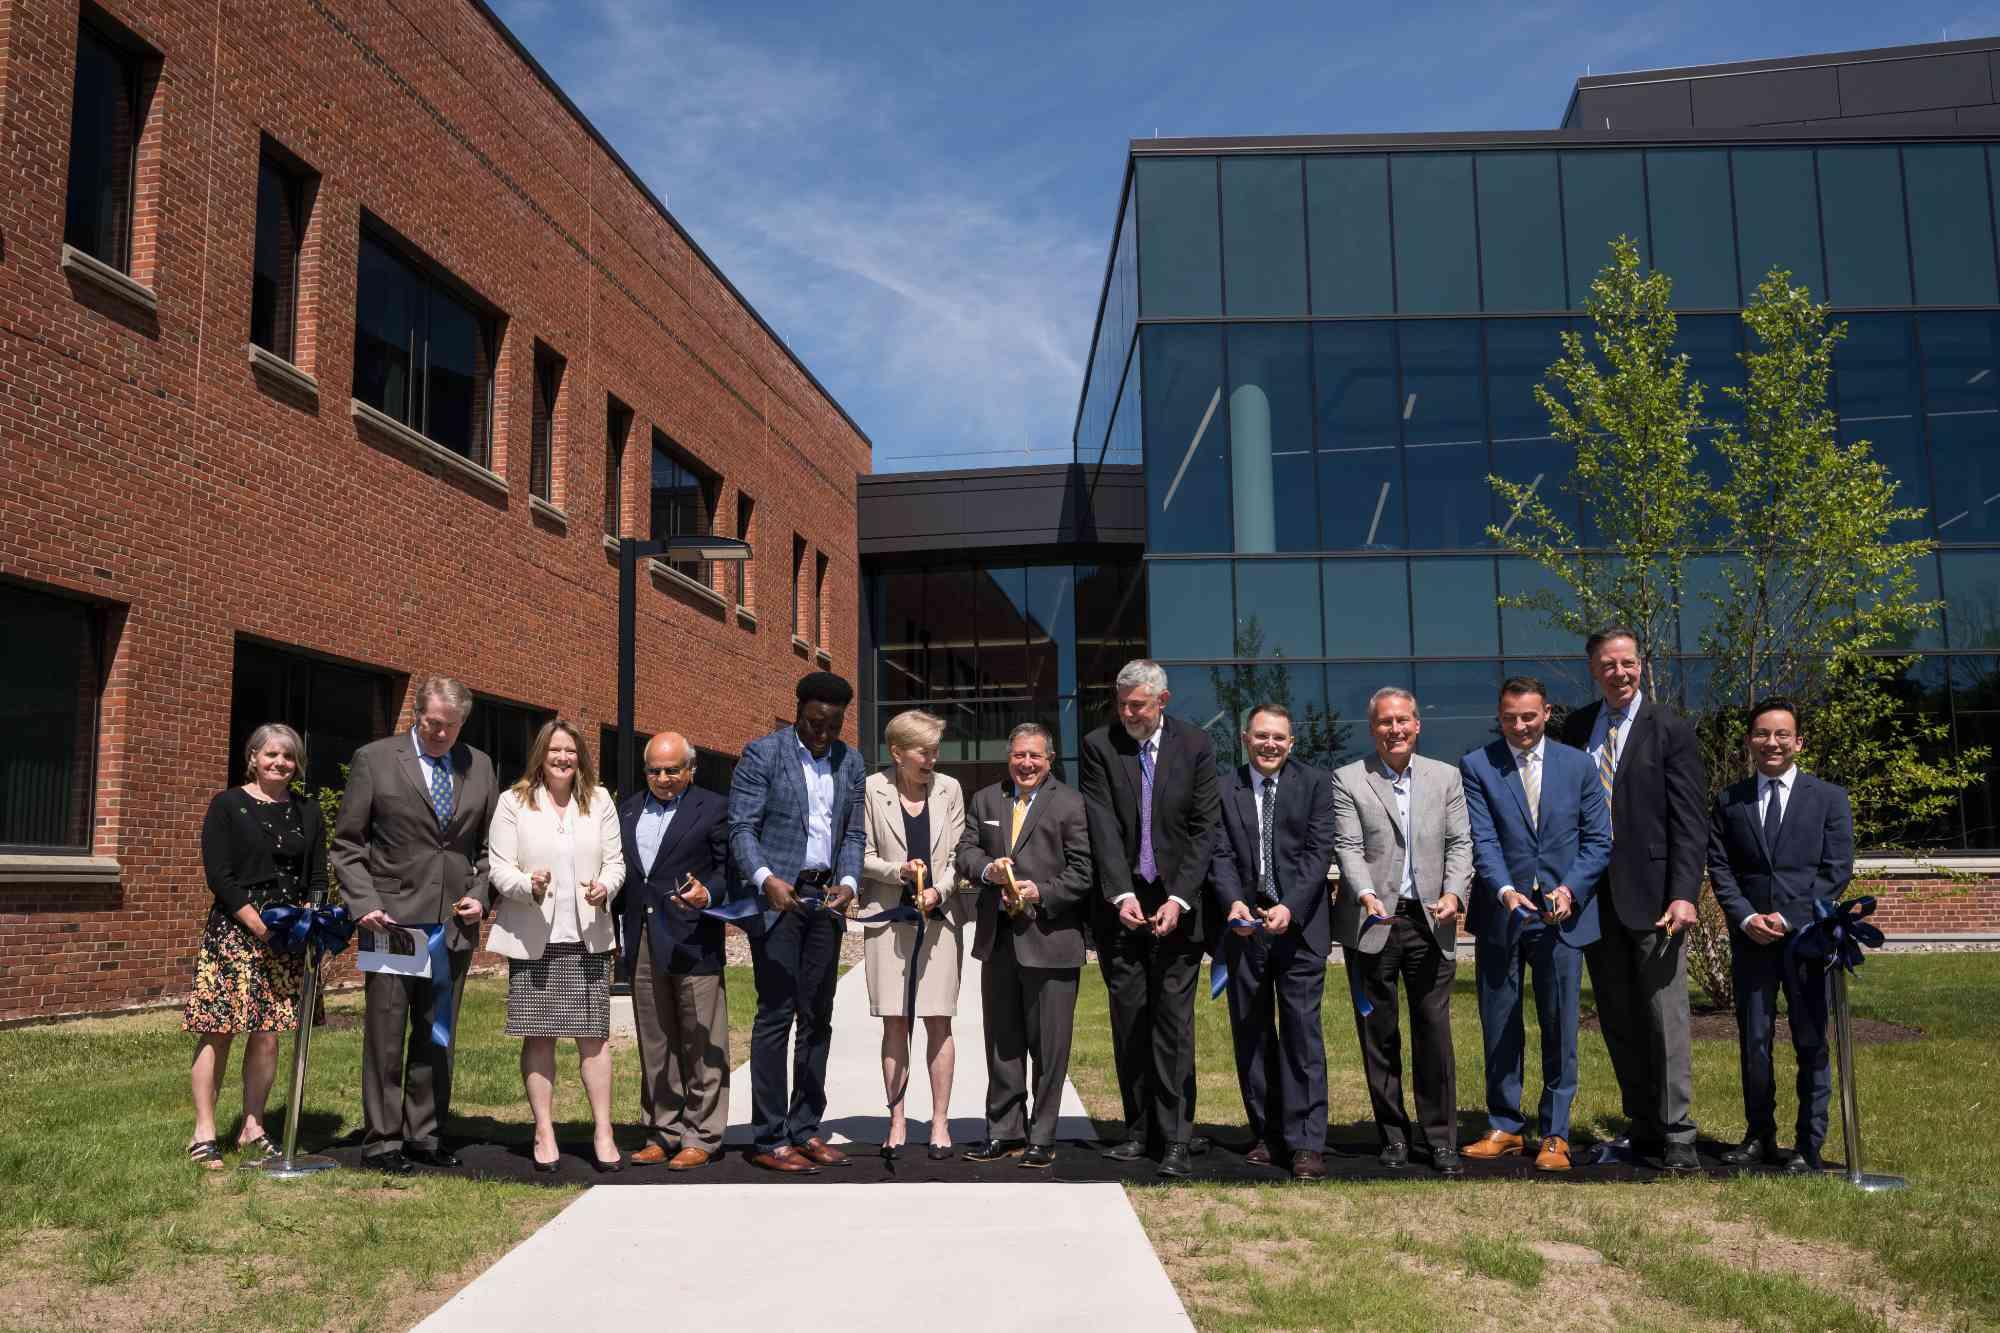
left=1330, top=753, right=1473, bottom=958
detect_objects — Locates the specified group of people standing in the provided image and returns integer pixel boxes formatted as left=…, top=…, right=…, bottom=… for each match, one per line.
left=183, top=635, right=1852, bottom=1182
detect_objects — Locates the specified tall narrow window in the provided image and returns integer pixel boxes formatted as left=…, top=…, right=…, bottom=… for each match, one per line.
left=814, top=552, right=830, bottom=649
left=2, top=582, right=107, bottom=849
left=251, top=145, right=312, bottom=361
left=649, top=431, right=717, bottom=585
left=530, top=341, right=565, bottom=504
left=604, top=397, right=631, bottom=536
left=65, top=17, right=147, bottom=273
left=792, top=534, right=808, bottom=640
left=353, top=226, right=498, bottom=466
left=735, top=491, right=755, bottom=610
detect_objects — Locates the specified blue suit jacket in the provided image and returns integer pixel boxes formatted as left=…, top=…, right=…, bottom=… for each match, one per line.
left=618, top=785, right=732, bottom=979
left=727, top=726, right=866, bottom=934
left=1460, top=737, right=1611, bottom=948
left=1706, top=771, right=1855, bottom=935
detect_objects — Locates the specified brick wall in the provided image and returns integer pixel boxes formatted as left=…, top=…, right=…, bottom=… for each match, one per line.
left=0, top=0, right=869, bottom=1021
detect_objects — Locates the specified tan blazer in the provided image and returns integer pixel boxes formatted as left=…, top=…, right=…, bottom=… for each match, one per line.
left=487, top=785, right=626, bottom=959
left=861, top=771, right=968, bottom=924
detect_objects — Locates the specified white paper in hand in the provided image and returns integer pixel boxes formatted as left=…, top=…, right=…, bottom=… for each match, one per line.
left=355, top=925, right=432, bottom=978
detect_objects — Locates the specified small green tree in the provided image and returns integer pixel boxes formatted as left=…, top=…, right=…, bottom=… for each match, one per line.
left=1207, top=618, right=1352, bottom=770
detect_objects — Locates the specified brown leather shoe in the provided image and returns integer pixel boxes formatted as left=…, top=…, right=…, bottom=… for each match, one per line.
left=1463, top=1130, right=1526, bottom=1159
left=631, top=1143, right=672, bottom=1166
left=797, top=1136, right=851, bottom=1167
left=1245, top=1143, right=1274, bottom=1167
left=1291, top=1151, right=1327, bottom=1181
left=1535, top=1135, right=1572, bottom=1171
left=667, top=1147, right=714, bottom=1171
left=748, top=1146, right=821, bottom=1174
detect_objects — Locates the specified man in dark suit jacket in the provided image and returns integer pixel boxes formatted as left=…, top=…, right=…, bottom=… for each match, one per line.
left=331, top=675, right=498, bottom=1174
left=1461, top=676, right=1611, bottom=1172
left=1078, top=659, right=1220, bottom=1179
left=956, top=722, right=1094, bottom=1168
left=1559, top=628, right=1708, bottom=1171
left=1708, top=698, right=1854, bottom=1173
left=619, top=731, right=732, bottom=1171
left=1210, top=703, right=1337, bottom=1180
left=727, top=672, right=867, bottom=1175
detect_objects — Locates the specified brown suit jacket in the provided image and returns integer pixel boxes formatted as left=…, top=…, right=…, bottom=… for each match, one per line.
left=956, top=777, right=1093, bottom=969
left=330, top=732, right=498, bottom=951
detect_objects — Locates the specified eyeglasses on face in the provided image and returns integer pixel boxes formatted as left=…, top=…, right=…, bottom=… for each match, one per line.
left=645, top=763, right=693, bottom=776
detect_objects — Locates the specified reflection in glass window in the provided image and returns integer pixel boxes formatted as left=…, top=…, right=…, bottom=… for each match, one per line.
left=1413, top=660, right=1500, bottom=763
left=1322, top=558, right=1409, bottom=657
left=1147, top=560, right=1233, bottom=660
left=1234, top=560, right=1320, bottom=659
left=1476, top=152, right=1564, bottom=312
left=971, top=566, right=1030, bottom=695
left=1314, top=322, right=1402, bottom=550
left=1646, top=150, right=1737, bottom=310
left=1952, top=657, right=2000, bottom=845
left=1409, top=558, right=1499, bottom=655
left=650, top=433, right=717, bottom=585
left=1227, top=324, right=1315, bottom=551
left=927, top=568, right=978, bottom=695
left=1504, top=658, right=1595, bottom=714
left=1136, top=157, right=1221, bottom=317
left=1497, top=561, right=1578, bottom=656
left=251, top=151, right=310, bottom=361
left=1732, top=148, right=1823, bottom=302
left=1142, top=326, right=1231, bottom=554
left=1678, top=554, right=1743, bottom=655
left=353, top=230, right=496, bottom=465
left=1392, top=154, right=1479, bottom=314
left=1943, top=551, right=2000, bottom=648
left=1487, top=320, right=1580, bottom=538
left=1306, top=155, right=1393, bottom=315
left=1866, top=555, right=1943, bottom=652
left=1819, top=147, right=1911, bottom=307
left=1161, top=668, right=1238, bottom=768
left=1835, top=315, right=1929, bottom=538
left=1923, top=313, right=2000, bottom=544
left=872, top=569, right=926, bottom=702
left=1222, top=156, right=1307, bottom=316
left=1401, top=321, right=1488, bottom=548
left=1904, top=145, right=1998, bottom=306
left=65, top=22, right=143, bottom=273
left=1025, top=565, right=1077, bottom=701
left=1561, top=150, right=1648, bottom=308
left=1077, top=561, right=1147, bottom=689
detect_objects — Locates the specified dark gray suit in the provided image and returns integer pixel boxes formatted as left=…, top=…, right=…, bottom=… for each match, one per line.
left=331, top=731, right=498, bottom=1158
left=957, top=778, right=1093, bottom=1147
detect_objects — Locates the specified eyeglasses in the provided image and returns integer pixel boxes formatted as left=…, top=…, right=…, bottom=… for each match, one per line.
left=645, top=764, right=692, bottom=777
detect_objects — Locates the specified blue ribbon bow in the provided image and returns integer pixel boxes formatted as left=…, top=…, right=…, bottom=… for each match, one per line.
left=258, top=903, right=357, bottom=959
left=1785, top=895, right=1884, bottom=982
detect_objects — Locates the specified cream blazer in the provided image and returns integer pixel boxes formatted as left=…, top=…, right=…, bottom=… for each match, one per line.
left=487, top=785, right=626, bottom=959
left=861, top=770, right=969, bottom=925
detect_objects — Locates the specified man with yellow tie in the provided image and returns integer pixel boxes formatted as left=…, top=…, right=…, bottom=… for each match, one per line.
left=955, top=723, right=1094, bottom=1168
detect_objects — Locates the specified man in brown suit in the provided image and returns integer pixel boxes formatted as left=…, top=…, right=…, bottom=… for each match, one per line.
left=956, top=723, right=1094, bottom=1168
left=331, top=675, right=498, bottom=1174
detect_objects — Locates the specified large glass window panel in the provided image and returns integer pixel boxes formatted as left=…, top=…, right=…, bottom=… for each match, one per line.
left=1904, top=145, right=1998, bottom=306
left=1314, top=321, right=1403, bottom=550
left=1923, top=313, right=2000, bottom=543
left=1837, top=314, right=1929, bottom=538
left=1646, top=149, right=1738, bottom=310
left=1247, top=666, right=1342, bottom=769
left=1497, top=560, right=1578, bottom=656
left=1503, top=658, right=1596, bottom=715
left=1306, top=155, right=1393, bottom=315
left=1077, top=561, right=1146, bottom=689
left=649, top=435, right=716, bottom=585
left=354, top=234, right=419, bottom=426
left=1678, top=554, right=1744, bottom=655
left=1953, top=657, right=2000, bottom=847
left=230, top=640, right=393, bottom=799
left=1818, top=147, right=1912, bottom=307
left=1732, top=148, right=1824, bottom=301
left=1401, top=321, right=1489, bottom=548
left=1413, top=660, right=1500, bottom=764
left=1234, top=559, right=1320, bottom=658
left=251, top=154, right=307, bottom=361
left=1943, top=551, right=2000, bottom=647
left=1487, top=319, right=1582, bottom=538
left=1326, top=662, right=1410, bottom=768
left=424, top=291, right=490, bottom=463
left=1322, top=558, right=1410, bottom=657
left=1222, top=156, right=1307, bottom=316
left=1409, top=557, right=1499, bottom=655
left=466, top=696, right=555, bottom=792
left=2, top=584, right=100, bottom=847
left=1024, top=565, right=1076, bottom=702
left=1226, top=324, right=1316, bottom=551
left=926, top=568, right=978, bottom=696
left=1867, top=555, right=1943, bottom=652
left=872, top=570, right=927, bottom=702
left=1142, top=325, right=1231, bottom=553
left=1391, top=154, right=1479, bottom=314
left=1561, top=150, right=1648, bottom=308
left=1136, top=157, right=1221, bottom=317
left=1476, top=152, right=1564, bottom=312
left=972, top=566, right=1030, bottom=695
left=1675, top=314, right=1746, bottom=426
left=1147, top=560, right=1233, bottom=660
left=1163, top=667, right=1238, bottom=769
left=65, top=23, right=141, bottom=272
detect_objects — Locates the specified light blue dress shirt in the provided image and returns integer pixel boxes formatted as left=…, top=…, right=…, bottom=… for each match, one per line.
left=633, top=793, right=679, bottom=878
left=1374, top=757, right=1418, bottom=899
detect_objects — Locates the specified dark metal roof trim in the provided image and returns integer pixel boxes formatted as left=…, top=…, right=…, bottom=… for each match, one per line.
left=1129, top=122, right=2000, bottom=154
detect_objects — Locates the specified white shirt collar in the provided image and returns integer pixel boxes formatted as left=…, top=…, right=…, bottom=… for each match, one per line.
left=1136, top=722, right=1164, bottom=752
left=1250, top=763, right=1284, bottom=791
left=1604, top=690, right=1644, bottom=723
left=1513, top=736, right=1546, bottom=765
left=1373, top=754, right=1412, bottom=784
left=1762, top=765, right=1797, bottom=791
left=411, top=729, right=449, bottom=767
left=796, top=733, right=832, bottom=768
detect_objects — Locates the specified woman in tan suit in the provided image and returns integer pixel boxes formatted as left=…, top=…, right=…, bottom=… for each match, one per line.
left=488, top=720, right=626, bottom=1173
left=861, top=708, right=969, bottom=1159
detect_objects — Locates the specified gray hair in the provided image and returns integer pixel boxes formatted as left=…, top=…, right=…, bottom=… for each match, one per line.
left=1367, top=686, right=1420, bottom=720
left=884, top=708, right=947, bottom=751
left=413, top=675, right=474, bottom=722
left=243, top=722, right=306, bottom=782
left=1007, top=722, right=1054, bottom=752
left=1114, top=659, right=1169, bottom=695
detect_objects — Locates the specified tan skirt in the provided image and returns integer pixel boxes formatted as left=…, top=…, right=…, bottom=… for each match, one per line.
left=859, top=882, right=968, bottom=1018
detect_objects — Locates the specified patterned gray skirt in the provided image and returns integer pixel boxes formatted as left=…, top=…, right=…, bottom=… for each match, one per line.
left=505, top=941, right=612, bottom=1038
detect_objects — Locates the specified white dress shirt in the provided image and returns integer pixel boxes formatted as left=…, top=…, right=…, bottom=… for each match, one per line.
left=411, top=729, right=452, bottom=794
left=1373, top=757, right=1418, bottom=899
left=546, top=798, right=582, bottom=944
left=1585, top=690, right=1642, bottom=780
left=1497, top=736, right=1546, bottom=903
left=751, top=735, right=858, bottom=891
left=1743, top=765, right=1798, bottom=930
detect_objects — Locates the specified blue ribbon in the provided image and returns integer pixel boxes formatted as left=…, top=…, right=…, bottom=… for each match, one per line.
left=415, top=925, right=457, bottom=1050
left=1785, top=895, right=1884, bottom=980
left=258, top=903, right=356, bottom=959
left=1208, top=916, right=1270, bottom=999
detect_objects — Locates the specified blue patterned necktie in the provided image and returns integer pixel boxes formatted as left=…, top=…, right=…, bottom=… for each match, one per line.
left=428, top=752, right=454, bottom=829
left=1137, top=740, right=1158, bottom=881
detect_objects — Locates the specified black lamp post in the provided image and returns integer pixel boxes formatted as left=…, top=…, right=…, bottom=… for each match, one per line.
left=615, top=534, right=753, bottom=797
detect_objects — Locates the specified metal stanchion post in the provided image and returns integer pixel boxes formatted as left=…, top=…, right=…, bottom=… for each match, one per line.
left=1831, top=966, right=1905, bottom=1193
left=262, top=935, right=339, bottom=1179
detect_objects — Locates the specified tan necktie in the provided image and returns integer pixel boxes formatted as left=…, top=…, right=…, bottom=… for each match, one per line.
left=1010, top=796, right=1028, bottom=852
left=1519, top=750, right=1541, bottom=829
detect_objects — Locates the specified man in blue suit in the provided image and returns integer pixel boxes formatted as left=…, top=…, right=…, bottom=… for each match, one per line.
left=1708, top=697, right=1854, bottom=1174
left=1460, top=676, right=1611, bottom=1172
left=728, top=672, right=867, bottom=1175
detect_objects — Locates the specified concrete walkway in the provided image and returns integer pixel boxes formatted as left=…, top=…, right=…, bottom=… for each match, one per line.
left=417, top=951, right=1194, bottom=1332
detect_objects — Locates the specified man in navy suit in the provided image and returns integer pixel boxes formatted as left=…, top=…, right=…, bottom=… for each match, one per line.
left=620, top=732, right=731, bottom=1171
left=1460, top=676, right=1611, bottom=1172
left=728, top=672, right=867, bottom=1174
left=1708, top=697, right=1854, bottom=1173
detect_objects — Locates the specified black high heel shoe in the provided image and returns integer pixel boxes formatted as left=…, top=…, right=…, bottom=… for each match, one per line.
left=532, top=1150, right=560, bottom=1175
left=880, top=1141, right=902, bottom=1161
left=593, top=1151, right=624, bottom=1174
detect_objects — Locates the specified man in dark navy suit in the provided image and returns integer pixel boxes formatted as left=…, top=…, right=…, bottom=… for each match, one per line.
left=1707, top=697, right=1855, bottom=1174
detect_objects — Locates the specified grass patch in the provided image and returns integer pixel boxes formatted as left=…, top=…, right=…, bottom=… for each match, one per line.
left=1459, top=1234, right=1545, bottom=1289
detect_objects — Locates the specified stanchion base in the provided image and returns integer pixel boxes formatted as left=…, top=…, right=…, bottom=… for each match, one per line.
left=260, top=1154, right=339, bottom=1180
left=1847, top=1172, right=1909, bottom=1193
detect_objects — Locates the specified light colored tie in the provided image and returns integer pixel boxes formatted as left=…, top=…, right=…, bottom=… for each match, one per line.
left=1519, top=751, right=1540, bottom=830
left=1598, top=712, right=1620, bottom=804
left=1010, top=796, right=1028, bottom=852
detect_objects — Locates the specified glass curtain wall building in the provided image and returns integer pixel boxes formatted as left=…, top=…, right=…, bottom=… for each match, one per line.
left=1074, top=133, right=2000, bottom=846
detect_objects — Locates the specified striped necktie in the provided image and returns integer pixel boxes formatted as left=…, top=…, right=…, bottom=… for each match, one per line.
left=1597, top=709, right=1621, bottom=817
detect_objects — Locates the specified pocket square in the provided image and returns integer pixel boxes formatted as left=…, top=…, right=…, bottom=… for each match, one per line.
left=982, top=819, right=1001, bottom=826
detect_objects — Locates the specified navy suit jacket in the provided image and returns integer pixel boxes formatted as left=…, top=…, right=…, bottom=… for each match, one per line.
left=1208, top=760, right=1337, bottom=957
left=727, top=725, right=866, bottom=934
left=618, top=785, right=731, bottom=979
left=1460, top=737, right=1611, bottom=948
left=1706, top=770, right=1855, bottom=935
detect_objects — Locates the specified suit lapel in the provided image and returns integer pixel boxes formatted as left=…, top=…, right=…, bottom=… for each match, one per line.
left=396, top=739, right=443, bottom=839
left=1493, top=742, right=1534, bottom=832
left=873, top=779, right=908, bottom=862
left=779, top=728, right=813, bottom=823
left=653, top=787, right=704, bottom=867
left=1363, top=763, right=1401, bottom=838
left=1008, top=780, right=1045, bottom=853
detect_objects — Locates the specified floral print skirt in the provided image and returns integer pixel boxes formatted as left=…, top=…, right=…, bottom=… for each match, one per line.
left=182, top=908, right=323, bottom=1034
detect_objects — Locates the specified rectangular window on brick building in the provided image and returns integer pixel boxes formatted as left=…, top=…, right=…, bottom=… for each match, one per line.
left=64, top=13, right=152, bottom=274
left=229, top=639, right=397, bottom=798
left=1, top=582, right=107, bottom=850
left=735, top=492, right=755, bottom=611
left=530, top=341, right=565, bottom=504
left=604, top=397, right=631, bottom=537
left=650, top=431, right=718, bottom=586
left=464, top=695, right=554, bottom=791
left=597, top=724, right=651, bottom=798
left=251, top=143, right=313, bottom=363
left=814, top=551, right=830, bottom=650
left=354, top=226, right=498, bottom=466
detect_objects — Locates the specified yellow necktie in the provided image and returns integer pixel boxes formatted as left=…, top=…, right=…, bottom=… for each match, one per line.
left=1010, top=796, right=1028, bottom=851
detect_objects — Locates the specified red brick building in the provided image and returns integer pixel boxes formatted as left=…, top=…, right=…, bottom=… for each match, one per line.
left=0, top=0, right=870, bottom=1021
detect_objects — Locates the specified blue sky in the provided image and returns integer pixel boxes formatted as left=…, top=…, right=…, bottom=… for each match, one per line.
left=488, top=0, right=2000, bottom=473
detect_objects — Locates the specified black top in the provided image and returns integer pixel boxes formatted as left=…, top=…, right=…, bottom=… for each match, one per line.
left=902, top=801, right=932, bottom=904
left=200, top=787, right=330, bottom=914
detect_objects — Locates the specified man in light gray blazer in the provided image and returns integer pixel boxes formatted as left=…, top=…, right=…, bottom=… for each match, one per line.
left=1331, top=685, right=1472, bottom=1176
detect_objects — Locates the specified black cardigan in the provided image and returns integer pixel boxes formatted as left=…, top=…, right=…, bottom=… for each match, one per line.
left=199, top=788, right=329, bottom=914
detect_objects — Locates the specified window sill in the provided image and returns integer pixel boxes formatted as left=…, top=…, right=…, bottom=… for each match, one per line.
left=350, top=399, right=508, bottom=499
left=1855, top=853, right=2000, bottom=877
left=246, top=343, right=318, bottom=400
left=791, top=634, right=813, bottom=655
left=530, top=496, right=568, bottom=527
left=815, top=647, right=832, bottom=666
left=62, top=244, right=158, bottom=316
left=603, top=534, right=622, bottom=554
left=736, top=605, right=758, bottom=628
left=648, top=558, right=726, bottom=609
left=0, top=853, right=122, bottom=886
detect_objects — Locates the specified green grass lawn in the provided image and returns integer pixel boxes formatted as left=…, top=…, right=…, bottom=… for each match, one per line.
left=1066, top=951, right=2000, bottom=1332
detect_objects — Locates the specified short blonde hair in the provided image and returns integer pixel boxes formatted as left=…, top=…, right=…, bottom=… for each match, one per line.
left=884, top=708, right=946, bottom=753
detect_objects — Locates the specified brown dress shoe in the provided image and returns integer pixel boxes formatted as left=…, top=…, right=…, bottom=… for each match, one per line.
left=748, top=1146, right=821, bottom=1174
left=630, top=1143, right=672, bottom=1166
left=797, top=1136, right=851, bottom=1167
left=667, top=1147, right=714, bottom=1171
left=1291, top=1151, right=1327, bottom=1181
left=1535, top=1136, right=1572, bottom=1171
left=1463, top=1130, right=1526, bottom=1159
left=1245, top=1144, right=1274, bottom=1167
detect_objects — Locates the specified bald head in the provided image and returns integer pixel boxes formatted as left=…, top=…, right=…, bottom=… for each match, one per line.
left=644, top=731, right=696, bottom=801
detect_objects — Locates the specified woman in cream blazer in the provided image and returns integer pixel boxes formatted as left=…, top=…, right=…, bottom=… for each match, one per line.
left=487, top=720, right=626, bottom=1171
left=860, top=708, right=969, bottom=1159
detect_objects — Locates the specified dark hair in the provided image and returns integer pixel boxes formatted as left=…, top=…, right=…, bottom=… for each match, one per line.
left=796, top=671, right=854, bottom=708
left=1499, top=675, right=1547, bottom=703
left=1745, top=696, right=1802, bottom=734
left=1585, top=627, right=1642, bottom=662
left=1243, top=701, right=1293, bottom=731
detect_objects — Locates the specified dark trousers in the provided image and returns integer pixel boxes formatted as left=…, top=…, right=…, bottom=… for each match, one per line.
left=1474, top=923, right=1581, bottom=1139
left=1730, top=937, right=1832, bottom=1155
left=361, top=948, right=472, bottom=1156
left=981, top=930, right=1080, bottom=1146
left=1096, top=902, right=1201, bottom=1150
left=1224, top=926, right=1328, bottom=1154
left=747, top=906, right=843, bottom=1152
left=1353, top=902, right=1456, bottom=1153
left=1585, top=915, right=1697, bottom=1147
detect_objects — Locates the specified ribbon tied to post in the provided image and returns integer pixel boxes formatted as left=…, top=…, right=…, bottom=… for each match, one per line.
left=258, top=903, right=357, bottom=959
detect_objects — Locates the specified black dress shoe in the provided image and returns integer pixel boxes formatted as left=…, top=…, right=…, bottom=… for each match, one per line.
left=1019, top=1144, right=1057, bottom=1169
left=1431, top=1148, right=1464, bottom=1177
left=1100, top=1137, right=1147, bottom=1161
left=593, top=1153, right=624, bottom=1174
left=1157, top=1143, right=1192, bottom=1178
left=1720, top=1137, right=1779, bottom=1168
left=927, top=1144, right=953, bottom=1161
left=1658, top=1143, right=1701, bottom=1172
left=405, top=1146, right=461, bottom=1168
left=965, top=1138, right=1027, bottom=1162
left=1783, top=1148, right=1818, bottom=1175
left=1379, top=1141, right=1409, bottom=1168
left=368, top=1151, right=415, bottom=1176
left=1188, top=1135, right=1211, bottom=1157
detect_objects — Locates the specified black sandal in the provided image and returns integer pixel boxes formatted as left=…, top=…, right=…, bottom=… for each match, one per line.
left=237, top=1134, right=281, bottom=1166
left=187, top=1139, right=225, bottom=1171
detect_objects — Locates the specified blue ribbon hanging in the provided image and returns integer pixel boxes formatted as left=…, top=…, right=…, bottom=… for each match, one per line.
left=1208, top=917, right=1268, bottom=999
left=800, top=889, right=930, bottom=1110
left=414, top=924, right=457, bottom=1050
left=258, top=903, right=357, bottom=959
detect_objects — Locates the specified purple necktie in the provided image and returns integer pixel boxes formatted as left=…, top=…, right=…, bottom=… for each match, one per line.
left=1138, top=740, right=1158, bottom=881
